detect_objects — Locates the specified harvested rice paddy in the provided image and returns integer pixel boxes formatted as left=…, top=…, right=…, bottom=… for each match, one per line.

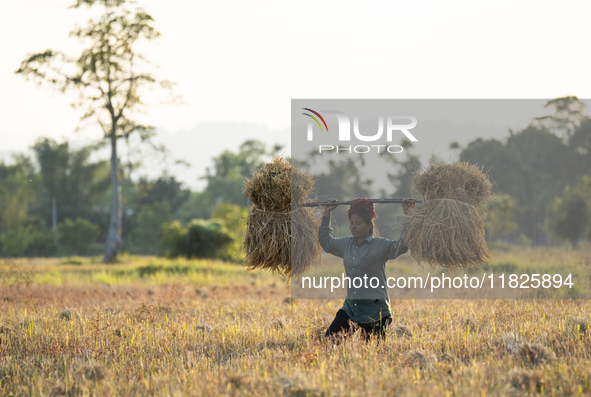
left=1, top=248, right=591, bottom=396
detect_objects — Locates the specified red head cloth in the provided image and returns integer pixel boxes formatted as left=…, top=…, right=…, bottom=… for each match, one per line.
left=346, top=197, right=377, bottom=219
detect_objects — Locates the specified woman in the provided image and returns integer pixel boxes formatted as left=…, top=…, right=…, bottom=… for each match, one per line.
left=319, top=197, right=415, bottom=340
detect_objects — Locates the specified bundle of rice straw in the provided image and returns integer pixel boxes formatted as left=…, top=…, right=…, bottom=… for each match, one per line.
left=242, top=156, right=321, bottom=280
left=402, top=159, right=493, bottom=268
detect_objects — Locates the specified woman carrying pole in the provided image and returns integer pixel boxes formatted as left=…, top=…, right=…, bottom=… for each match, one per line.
left=319, top=197, right=415, bottom=340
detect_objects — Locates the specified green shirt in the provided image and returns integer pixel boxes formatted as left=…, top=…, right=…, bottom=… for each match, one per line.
left=318, top=216, right=408, bottom=324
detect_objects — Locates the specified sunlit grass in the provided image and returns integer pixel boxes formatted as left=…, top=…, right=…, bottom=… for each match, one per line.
left=0, top=256, right=270, bottom=286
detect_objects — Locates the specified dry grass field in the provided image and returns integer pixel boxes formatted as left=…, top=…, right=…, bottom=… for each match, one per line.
left=1, top=248, right=591, bottom=396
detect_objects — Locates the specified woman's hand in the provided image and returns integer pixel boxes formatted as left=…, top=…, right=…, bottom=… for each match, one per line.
left=324, top=198, right=338, bottom=217
left=402, top=197, right=416, bottom=215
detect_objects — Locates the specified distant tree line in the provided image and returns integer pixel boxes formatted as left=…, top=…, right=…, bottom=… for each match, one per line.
left=306, top=97, right=591, bottom=246
left=1, top=97, right=590, bottom=259
left=459, top=97, right=591, bottom=246
left=0, top=139, right=279, bottom=259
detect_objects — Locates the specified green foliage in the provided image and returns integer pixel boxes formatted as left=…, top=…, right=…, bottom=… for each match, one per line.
left=61, top=256, right=85, bottom=265
left=177, top=191, right=212, bottom=221
left=137, top=175, right=190, bottom=213
left=57, top=218, right=101, bottom=255
left=4, top=95, right=591, bottom=255
left=0, top=157, right=35, bottom=231
left=134, top=263, right=193, bottom=277
left=211, top=203, right=248, bottom=261
left=179, top=140, right=281, bottom=220
left=459, top=97, right=591, bottom=245
left=184, top=219, right=233, bottom=260
left=569, top=118, right=591, bottom=170
left=1, top=226, right=38, bottom=257
left=16, top=0, right=177, bottom=263
left=160, top=221, right=186, bottom=256
left=32, top=138, right=69, bottom=199
left=0, top=157, right=55, bottom=257
left=127, top=202, right=174, bottom=255
left=203, top=140, right=280, bottom=205
left=460, top=126, right=583, bottom=244
left=0, top=222, right=55, bottom=257
left=161, top=219, right=233, bottom=260
left=546, top=176, right=591, bottom=247
left=482, top=194, right=522, bottom=241
left=31, top=138, right=110, bottom=231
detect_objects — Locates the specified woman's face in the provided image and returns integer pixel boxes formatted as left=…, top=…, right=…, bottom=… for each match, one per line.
left=349, top=213, right=371, bottom=240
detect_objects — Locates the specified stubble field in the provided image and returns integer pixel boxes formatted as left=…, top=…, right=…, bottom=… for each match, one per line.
left=1, top=248, right=591, bottom=396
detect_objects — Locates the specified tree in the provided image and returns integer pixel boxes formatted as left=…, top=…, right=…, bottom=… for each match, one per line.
left=32, top=138, right=69, bottom=235
left=16, top=0, right=175, bottom=262
left=481, top=193, right=522, bottom=242
left=460, top=126, right=581, bottom=244
left=531, top=96, right=588, bottom=140
left=546, top=176, right=591, bottom=247
left=202, top=140, right=280, bottom=206
left=211, top=203, right=248, bottom=261
left=0, top=157, right=35, bottom=232
left=128, top=201, right=174, bottom=255
left=0, top=156, right=56, bottom=257
left=32, top=138, right=110, bottom=235
left=57, top=217, right=101, bottom=255
left=160, top=219, right=233, bottom=260
left=136, top=175, right=190, bottom=214
left=569, top=118, right=591, bottom=171
left=179, top=140, right=281, bottom=220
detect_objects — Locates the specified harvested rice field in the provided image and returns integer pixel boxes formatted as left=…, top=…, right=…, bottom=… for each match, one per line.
left=1, top=248, right=591, bottom=396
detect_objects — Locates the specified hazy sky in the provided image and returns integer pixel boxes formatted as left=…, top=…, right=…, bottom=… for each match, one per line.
left=2, top=0, right=590, bottom=154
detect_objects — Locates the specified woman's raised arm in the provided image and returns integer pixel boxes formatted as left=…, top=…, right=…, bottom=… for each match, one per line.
left=318, top=199, right=349, bottom=258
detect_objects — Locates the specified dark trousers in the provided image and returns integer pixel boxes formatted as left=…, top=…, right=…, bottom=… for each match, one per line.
left=325, top=309, right=391, bottom=341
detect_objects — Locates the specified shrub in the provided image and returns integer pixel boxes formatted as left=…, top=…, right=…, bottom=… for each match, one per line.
left=161, top=219, right=233, bottom=259
left=0, top=225, right=37, bottom=257
left=211, top=203, right=248, bottom=261
left=161, top=221, right=188, bottom=257
left=0, top=222, right=56, bottom=257
left=57, top=218, right=100, bottom=255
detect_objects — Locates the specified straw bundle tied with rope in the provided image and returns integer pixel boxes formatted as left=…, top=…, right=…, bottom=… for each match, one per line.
left=402, top=159, right=493, bottom=268
left=242, top=156, right=321, bottom=280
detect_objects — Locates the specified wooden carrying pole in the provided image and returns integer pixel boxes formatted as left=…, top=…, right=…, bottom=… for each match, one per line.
left=299, top=198, right=422, bottom=207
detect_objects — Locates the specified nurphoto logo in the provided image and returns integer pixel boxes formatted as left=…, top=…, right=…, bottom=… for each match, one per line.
left=302, top=108, right=418, bottom=154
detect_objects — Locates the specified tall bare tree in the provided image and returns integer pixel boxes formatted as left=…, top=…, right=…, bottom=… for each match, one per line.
left=16, top=0, right=176, bottom=262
